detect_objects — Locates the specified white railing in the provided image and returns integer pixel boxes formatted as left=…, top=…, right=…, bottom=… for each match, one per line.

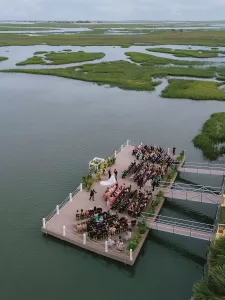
left=159, top=181, right=222, bottom=204
left=44, top=223, right=132, bottom=261
left=148, top=222, right=213, bottom=240
left=141, top=214, right=215, bottom=233
left=44, top=184, right=81, bottom=222
left=160, top=181, right=222, bottom=194
left=184, top=162, right=225, bottom=167
left=180, top=163, right=225, bottom=174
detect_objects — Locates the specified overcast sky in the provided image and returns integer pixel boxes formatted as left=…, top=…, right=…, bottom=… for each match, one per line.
left=1, top=0, right=225, bottom=21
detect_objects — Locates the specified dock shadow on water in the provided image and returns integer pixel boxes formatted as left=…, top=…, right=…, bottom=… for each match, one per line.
left=162, top=198, right=215, bottom=224
left=42, top=233, right=137, bottom=277
left=147, top=232, right=208, bottom=266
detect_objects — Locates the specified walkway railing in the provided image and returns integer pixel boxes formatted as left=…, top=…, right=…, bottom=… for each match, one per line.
left=181, top=162, right=225, bottom=174
left=141, top=213, right=215, bottom=233
left=160, top=181, right=222, bottom=194
left=158, top=181, right=222, bottom=204
left=44, top=184, right=81, bottom=222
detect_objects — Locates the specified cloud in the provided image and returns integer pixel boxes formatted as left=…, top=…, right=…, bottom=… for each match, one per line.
left=0, top=0, right=225, bottom=21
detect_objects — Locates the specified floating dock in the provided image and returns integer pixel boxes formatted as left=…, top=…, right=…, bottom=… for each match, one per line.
left=41, top=141, right=225, bottom=265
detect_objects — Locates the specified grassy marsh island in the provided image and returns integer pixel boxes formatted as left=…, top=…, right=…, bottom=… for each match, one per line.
left=147, top=47, right=224, bottom=58
left=33, top=51, right=48, bottom=55
left=16, top=56, right=45, bottom=66
left=4, top=58, right=225, bottom=93
left=193, top=112, right=225, bottom=160
left=0, top=56, right=8, bottom=62
left=4, top=61, right=161, bottom=91
left=161, top=79, right=225, bottom=100
left=3, top=30, right=225, bottom=47
left=16, top=51, right=105, bottom=66
left=125, top=52, right=204, bottom=66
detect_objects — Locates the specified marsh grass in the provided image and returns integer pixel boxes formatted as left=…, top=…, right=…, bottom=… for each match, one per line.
left=2, top=61, right=161, bottom=91
left=45, top=51, right=105, bottom=64
left=147, top=47, right=223, bottom=58
left=16, top=51, right=105, bottom=66
left=125, top=52, right=204, bottom=66
left=3, top=30, right=225, bottom=46
left=161, top=79, right=225, bottom=100
left=4, top=59, right=225, bottom=93
left=0, top=56, right=8, bottom=61
left=34, top=51, right=48, bottom=55
left=16, top=55, right=44, bottom=65
left=193, top=112, right=225, bottom=160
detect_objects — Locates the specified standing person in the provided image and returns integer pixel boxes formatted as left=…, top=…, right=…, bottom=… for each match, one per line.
left=89, top=189, right=97, bottom=201
left=114, top=169, right=118, bottom=181
left=172, top=146, right=176, bottom=156
left=152, top=180, right=156, bottom=192
left=108, top=169, right=111, bottom=179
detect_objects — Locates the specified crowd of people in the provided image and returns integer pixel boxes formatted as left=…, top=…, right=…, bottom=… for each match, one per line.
left=132, top=144, right=175, bottom=164
left=73, top=143, right=177, bottom=253
left=122, top=144, right=175, bottom=191
left=75, top=207, right=136, bottom=250
left=103, top=183, right=152, bottom=217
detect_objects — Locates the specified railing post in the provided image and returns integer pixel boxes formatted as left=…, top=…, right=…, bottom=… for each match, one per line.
left=42, top=218, right=46, bottom=229
left=69, top=192, right=72, bottom=202
left=105, top=241, right=108, bottom=252
left=130, top=249, right=133, bottom=261
left=121, top=144, right=123, bottom=151
left=80, top=183, right=82, bottom=192
left=83, top=233, right=86, bottom=245
left=201, top=193, right=203, bottom=203
left=56, top=205, right=59, bottom=215
left=127, top=140, right=129, bottom=146
left=63, top=226, right=66, bottom=237
left=114, top=151, right=117, bottom=158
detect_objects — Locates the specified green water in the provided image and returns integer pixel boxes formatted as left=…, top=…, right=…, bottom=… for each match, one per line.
left=1, top=73, right=225, bottom=300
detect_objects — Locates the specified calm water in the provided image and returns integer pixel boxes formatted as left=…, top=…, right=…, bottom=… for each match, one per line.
left=1, top=72, right=225, bottom=300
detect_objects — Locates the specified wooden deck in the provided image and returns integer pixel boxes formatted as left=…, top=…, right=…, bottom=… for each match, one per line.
left=179, top=167, right=225, bottom=176
left=164, top=189, right=222, bottom=204
left=42, top=145, right=154, bottom=265
left=147, top=221, right=213, bottom=241
left=42, top=144, right=219, bottom=265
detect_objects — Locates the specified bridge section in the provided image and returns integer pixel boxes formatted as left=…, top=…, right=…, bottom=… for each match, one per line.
left=179, top=162, right=225, bottom=176
left=162, top=182, right=223, bottom=204
left=142, top=214, right=214, bottom=241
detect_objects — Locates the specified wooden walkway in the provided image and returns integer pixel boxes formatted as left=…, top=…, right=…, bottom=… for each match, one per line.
left=179, top=167, right=225, bottom=176
left=164, top=189, right=222, bottom=204
left=147, top=221, right=213, bottom=241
